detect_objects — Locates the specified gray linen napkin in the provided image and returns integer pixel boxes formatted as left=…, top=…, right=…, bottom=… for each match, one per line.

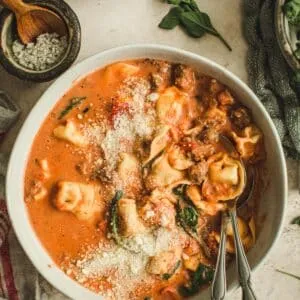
left=243, top=0, right=300, bottom=160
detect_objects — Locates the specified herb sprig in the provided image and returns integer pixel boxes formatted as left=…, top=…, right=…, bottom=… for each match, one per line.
left=178, top=264, right=214, bottom=297
left=159, top=0, right=232, bottom=51
left=58, top=96, right=86, bottom=120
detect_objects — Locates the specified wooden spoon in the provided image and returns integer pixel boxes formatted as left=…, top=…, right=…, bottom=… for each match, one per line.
left=0, top=0, right=67, bottom=44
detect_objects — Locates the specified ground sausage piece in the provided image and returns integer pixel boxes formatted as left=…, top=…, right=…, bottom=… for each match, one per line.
left=189, top=160, right=208, bottom=184
left=173, top=64, right=196, bottom=93
left=218, top=89, right=234, bottom=106
left=191, top=143, right=216, bottom=161
left=197, top=127, right=219, bottom=144
left=149, top=60, right=172, bottom=91
left=231, top=106, right=252, bottom=129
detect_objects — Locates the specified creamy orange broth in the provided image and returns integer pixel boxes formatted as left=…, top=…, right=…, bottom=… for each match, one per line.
left=25, top=59, right=265, bottom=299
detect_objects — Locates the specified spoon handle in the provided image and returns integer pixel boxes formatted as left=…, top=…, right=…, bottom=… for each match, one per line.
left=0, top=0, right=29, bottom=14
left=211, top=212, right=229, bottom=300
left=229, top=209, right=257, bottom=300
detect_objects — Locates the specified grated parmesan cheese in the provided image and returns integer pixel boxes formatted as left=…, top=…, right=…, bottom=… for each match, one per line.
left=12, top=33, right=68, bottom=71
left=101, top=78, right=156, bottom=171
left=67, top=228, right=184, bottom=299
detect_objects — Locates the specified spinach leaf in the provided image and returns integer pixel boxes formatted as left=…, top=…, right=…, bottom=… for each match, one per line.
left=173, top=184, right=196, bottom=208
left=159, top=1, right=232, bottom=51
left=58, top=96, right=86, bottom=120
left=159, top=6, right=183, bottom=29
left=178, top=264, right=214, bottom=297
left=108, top=190, right=124, bottom=246
left=162, top=260, right=181, bottom=280
left=178, top=205, right=198, bottom=232
left=291, top=216, right=300, bottom=225
left=173, top=184, right=198, bottom=233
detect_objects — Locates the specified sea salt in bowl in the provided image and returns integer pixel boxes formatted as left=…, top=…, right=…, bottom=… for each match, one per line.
left=0, top=0, right=81, bottom=82
left=6, top=44, right=287, bottom=299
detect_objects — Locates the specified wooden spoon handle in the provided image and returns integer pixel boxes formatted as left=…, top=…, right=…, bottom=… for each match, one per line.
left=0, top=0, right=30, bottom=15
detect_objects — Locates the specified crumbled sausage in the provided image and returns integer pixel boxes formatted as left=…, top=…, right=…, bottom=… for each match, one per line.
left=191, top=143, right=216, bottom=161
left=218, top=89, right=234, bottom=106
left=197, top=127, right=219, bottom=144
left=188, top=160, right=208, bottom=184
left=206, top=231, right=219, bottom=257
left=149, top=61, right=172, bottom=91
left=209, top=79, right=224, bottom=95
left=231, top=106, right=252, bottom=129
left=173, top=64, right=196, bottom=93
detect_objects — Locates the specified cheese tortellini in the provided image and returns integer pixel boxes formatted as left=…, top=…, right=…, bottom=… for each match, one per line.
left=54, top=181, right=104, bottom=221
left=156, top=86, right=191, bottom=130
left=231, top=125, right=263, bottom=161
left=117, top=153, right=142, bottom=197
left=214, top=217, right=256, bottom=253
left=147, top=248, right=182, bottom=275
left=202, top=153, right=246, bottom=201
left=143, top=125, right=170, bottom=166
left=53, top=121, right=87, bottom=147
left=118, top=198, right=146, bottom=237
left=145, top=152, right=185, bottom=190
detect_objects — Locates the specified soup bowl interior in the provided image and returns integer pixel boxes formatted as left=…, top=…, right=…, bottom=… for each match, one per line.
left=6, top=44, right=287, bottom=300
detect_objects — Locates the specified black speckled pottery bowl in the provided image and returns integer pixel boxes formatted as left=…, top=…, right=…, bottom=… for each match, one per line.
left=0, top=0, right=81, bottom=82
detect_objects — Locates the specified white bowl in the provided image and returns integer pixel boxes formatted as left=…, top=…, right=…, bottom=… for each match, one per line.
left=6, top=44, right=287, bottom=300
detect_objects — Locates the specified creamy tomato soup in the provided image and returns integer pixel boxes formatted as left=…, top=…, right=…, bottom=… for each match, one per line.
left=25, top=59, right=265, bottom=299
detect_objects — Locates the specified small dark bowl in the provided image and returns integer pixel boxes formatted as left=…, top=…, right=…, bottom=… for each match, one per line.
left=0, top=0, right=81, bottom=82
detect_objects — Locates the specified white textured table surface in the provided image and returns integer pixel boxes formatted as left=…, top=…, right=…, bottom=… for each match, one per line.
left=0, top=1, right=299, bottom=299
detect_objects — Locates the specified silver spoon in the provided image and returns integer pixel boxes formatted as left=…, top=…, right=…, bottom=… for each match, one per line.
left=211, top=135, right=257, bottom=300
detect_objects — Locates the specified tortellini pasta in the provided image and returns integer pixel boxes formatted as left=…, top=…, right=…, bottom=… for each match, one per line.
left=102, top=62, right=140, bottom=87
left=145, top=152, right=185, bottom=190
left=118, top=198, right=147, bottom=237
left=230, top=125, right=263, bottom=161
left=143, top=125, right=170, bottom=166
left=214, top=216, right=256, bottom=253
left=117, top=153, right=142, bottom=197
left=54, top=181, right=104, bottom=221
left=147, top=248, right=182, bottom=275
left=186, top=185, right=225, bottom=215
left=53, top=121, right=87, bottom=147
left=202, top=153, right=245, bottom=201
left=140, top=189, right=176, bottom=228
left=168, top=144, right=194, bottom=170
left=156, top=86, right=191, bottom=130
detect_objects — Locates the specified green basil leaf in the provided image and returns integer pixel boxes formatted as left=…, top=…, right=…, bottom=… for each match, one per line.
left=179, top=11, right=213, bottom=38
left=159, top=0, right=231, bottom=51
left=179, top=11, right=232, bottom=50
left=179, top=0, right=201, bottom=13
left=159, top=7, right=183, bottom=30
left=291, top=216, right=300, bottom=225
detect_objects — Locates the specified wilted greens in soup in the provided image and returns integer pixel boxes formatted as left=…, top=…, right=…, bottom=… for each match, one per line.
left=24, top=59, right=265, bottom=299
